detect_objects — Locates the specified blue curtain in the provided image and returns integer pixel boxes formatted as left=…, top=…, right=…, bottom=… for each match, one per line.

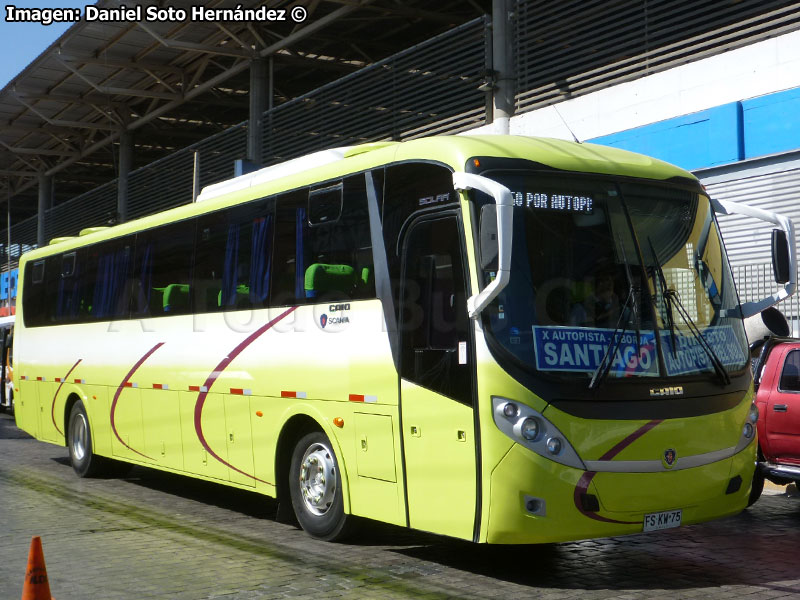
left=134, top=243, right=152, bottom=314
left=93, top=247, right=131, bottom=318
left=249, top=215, right=272, bottom=304
left=221, top=223, right=240, bottom=307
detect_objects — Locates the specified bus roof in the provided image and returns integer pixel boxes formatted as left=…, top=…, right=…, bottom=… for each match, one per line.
left=25, top=135, right=694, bottom=261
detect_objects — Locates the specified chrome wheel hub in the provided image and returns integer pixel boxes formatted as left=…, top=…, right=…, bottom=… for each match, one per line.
left=71, top=414, right=88, bottom=461
left=299, top=443, right=337, bottom=516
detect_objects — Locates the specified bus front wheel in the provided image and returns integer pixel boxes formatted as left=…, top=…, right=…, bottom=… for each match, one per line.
left=67, top=401, right=108, bottom=477
left=289, top=431, right=351, bottom=541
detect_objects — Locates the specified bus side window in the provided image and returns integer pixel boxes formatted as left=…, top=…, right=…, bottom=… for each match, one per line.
left=132, top=220, right=196, bottom=317
left=383, top=162, right=457, bottom=326
left=304, top=175, right=374, bottom=302
left=83, top=237, right=134, bottom=321
left=194, top=199, right=274, bottom=313
left=271, top=190, right=307, bottom=307
left=55, top=251, right=83, bottom=322
left=43, top=255, right=61, bottom=324
left=272, top=176, right=375, bottom=307
left=22, top=260, right=47, bottom=327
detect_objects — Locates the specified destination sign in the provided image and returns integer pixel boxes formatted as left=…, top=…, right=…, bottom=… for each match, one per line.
left=533, top=326, right=657, bottom=376
left=660, top=325, right=745, bottom=376
left=512, top=191, right=593, bottom=214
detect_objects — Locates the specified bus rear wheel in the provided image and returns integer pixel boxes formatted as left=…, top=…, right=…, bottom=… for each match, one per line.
left=68, top=401, right=108, bottom=477
left=289, top=431, right=351, bottom=541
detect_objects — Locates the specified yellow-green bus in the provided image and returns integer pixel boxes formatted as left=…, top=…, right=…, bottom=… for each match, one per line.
left=14, top=135, right=795, bottom=543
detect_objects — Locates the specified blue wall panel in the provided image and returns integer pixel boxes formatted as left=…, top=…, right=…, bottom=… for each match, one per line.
left=742, top=87, right=800, bottom=159
left=589, top=103, right=743, bottom=171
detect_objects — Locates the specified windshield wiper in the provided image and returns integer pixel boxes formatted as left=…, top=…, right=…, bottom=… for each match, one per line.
left=588, top=287, right=637, bottom=390
left=647, top=238, right=730, bottom=385
left=648, top=238, right=677, bottom=358
left=588, top=235, right=642, bottom=390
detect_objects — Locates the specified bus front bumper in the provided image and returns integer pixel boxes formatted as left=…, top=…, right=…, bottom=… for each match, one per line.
left=485, top=442, right=755, bottom=544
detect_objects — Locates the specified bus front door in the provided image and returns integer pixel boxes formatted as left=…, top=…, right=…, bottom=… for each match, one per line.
left=398, top=214, right=477, bottom=541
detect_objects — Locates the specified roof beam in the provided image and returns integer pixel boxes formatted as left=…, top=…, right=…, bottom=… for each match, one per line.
left=14, top=92, right=129, bottom=109
left=330, top=2, right=463, bottom=23
left=30, top=0, right=372, bottom=186
left=136, top=22, right=257, bottom=58
left=0, top=170, right=37, bottom=177
left=57, top=54, right=187, bottom=76
left=56, top=57, right=182, bottom=101
left=7, top=147, right=76, bottom=157
left=12, top=94, right=119, bottom=131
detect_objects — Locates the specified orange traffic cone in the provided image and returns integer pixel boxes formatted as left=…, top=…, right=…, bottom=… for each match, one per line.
left=21, top=536, right=53, bottom=600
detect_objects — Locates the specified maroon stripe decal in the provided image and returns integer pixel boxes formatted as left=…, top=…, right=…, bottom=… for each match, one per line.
left=573, top=419, right=664, bottom=525
left=110, top=343, right=165, bottom=460
left=193, top=307, right=297, bottom=484
left=51, top=359, right=82, bottom=436
left=599, top=419, right=664, bottom=461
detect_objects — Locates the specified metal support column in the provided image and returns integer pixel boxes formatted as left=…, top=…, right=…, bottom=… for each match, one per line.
left=492, top=0, right=515, bottom=134
left=117, top=131, right=133, bottom=224
left=248, top=58, right=269, bottom=167
left=37, top=174, right=52, bottom=247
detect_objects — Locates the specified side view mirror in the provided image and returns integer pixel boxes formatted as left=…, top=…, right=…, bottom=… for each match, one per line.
left=712, top=197, right=796, bottom=318
left=772, top=229, right=791, bottom=284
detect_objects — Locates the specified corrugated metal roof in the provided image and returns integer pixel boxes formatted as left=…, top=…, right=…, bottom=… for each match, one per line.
left=0, top=0, right=489, bottom=221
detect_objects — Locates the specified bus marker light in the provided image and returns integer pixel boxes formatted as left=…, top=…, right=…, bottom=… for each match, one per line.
left=255, top=411, right=263, bottom=418
left=333, top=417, right=344, bottom=428
left=349, top=394, right=377, bottom=403
left=281, top=390, right=307, bottom=398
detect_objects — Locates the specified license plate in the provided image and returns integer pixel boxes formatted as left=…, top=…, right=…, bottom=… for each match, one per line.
left=642, top=509, right=682, bottom=532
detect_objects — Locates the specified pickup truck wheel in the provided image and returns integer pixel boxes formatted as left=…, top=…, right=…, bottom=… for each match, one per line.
left=747, top=468, right=764, bottom=507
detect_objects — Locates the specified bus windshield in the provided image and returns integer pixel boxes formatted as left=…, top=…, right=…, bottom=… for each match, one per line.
left=479, top=170, right=749, bottom=383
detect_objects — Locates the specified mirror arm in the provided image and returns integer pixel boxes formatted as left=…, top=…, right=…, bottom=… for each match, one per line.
left=712, top=198, right=796, bottom=318
left=452, top=172, right=514, bottom=319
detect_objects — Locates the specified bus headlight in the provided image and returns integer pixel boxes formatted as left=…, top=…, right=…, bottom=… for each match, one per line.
left=748, top=403, right=759, bottom=424
left=492, top=397, right=585, bottom=469
left=519, top=417, right=540, bottom=441
left=743, top=422, right=754, bottom=439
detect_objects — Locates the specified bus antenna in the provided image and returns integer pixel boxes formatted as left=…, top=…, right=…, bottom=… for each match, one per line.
left=552, top=104, right=581, bottom=144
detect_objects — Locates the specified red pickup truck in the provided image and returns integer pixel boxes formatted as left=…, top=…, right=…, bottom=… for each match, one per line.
left=749, top=330, right=800, bottom=504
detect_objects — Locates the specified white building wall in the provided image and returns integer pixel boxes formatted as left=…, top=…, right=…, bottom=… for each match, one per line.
left=467, top=30, right=800, bottom=141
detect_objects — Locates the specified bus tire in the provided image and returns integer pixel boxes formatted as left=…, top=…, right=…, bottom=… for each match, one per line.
left=67, top=400, right=108, bottom=477
left=747, top=466, right=765, bottom=507
left=289, top=431, right=351, bottom=541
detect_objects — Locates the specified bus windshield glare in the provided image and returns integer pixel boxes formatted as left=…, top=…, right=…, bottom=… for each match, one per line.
left=479, top=170, right=749, bottom=382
